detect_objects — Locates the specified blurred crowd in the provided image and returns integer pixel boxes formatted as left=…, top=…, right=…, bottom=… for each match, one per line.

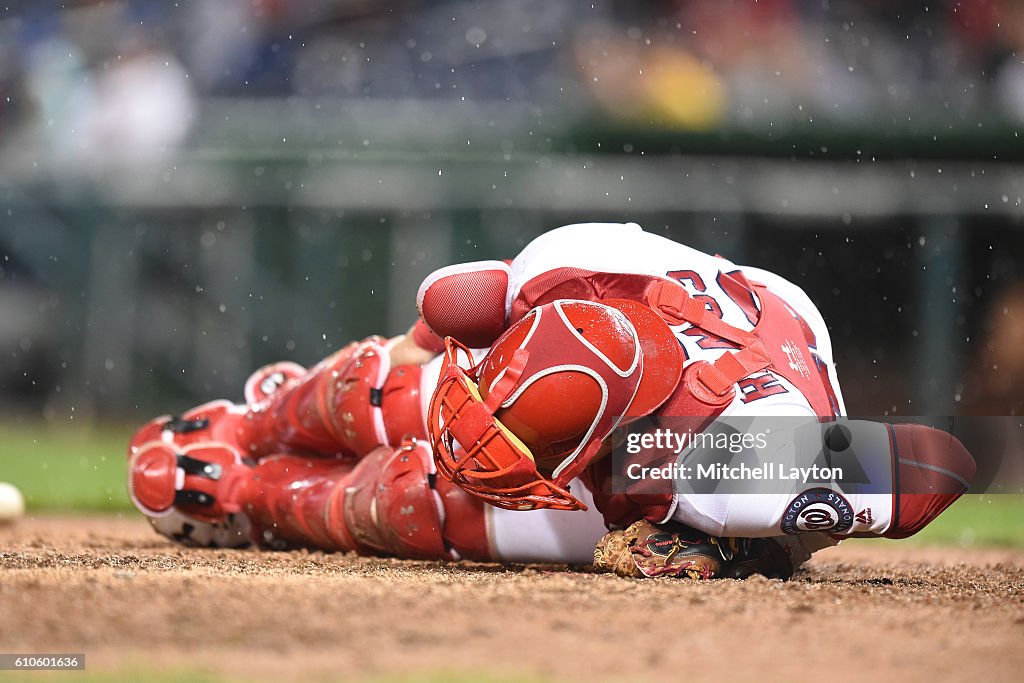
left=0, top=0, right=1022, bottom=166
left=1, top=0, right=1022, bottom=419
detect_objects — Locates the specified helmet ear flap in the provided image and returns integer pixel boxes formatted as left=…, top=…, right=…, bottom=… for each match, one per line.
left=602, top=298, right=683, bottom=420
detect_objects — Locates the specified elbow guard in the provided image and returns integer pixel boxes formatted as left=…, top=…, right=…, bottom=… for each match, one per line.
left=417, top=260, right=511, bottom=348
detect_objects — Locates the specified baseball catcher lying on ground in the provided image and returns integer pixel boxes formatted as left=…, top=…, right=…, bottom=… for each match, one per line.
left=128, top=223, right=975, bottom=579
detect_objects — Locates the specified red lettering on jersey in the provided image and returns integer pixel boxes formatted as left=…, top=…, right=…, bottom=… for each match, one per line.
left=667, top=269, right=706, bottom=292
left=695, top=295, right=723, bottom=319
left=666, top=269, right=722, bottom=317
left=739, top=371, right=788, bottom=403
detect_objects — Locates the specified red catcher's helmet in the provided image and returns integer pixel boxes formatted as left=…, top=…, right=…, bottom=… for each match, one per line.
left=427, top=299, right=682, bottom=511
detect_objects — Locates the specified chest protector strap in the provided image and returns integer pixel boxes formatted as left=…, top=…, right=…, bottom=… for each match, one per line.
left=646, top=280, right=771, bottom=403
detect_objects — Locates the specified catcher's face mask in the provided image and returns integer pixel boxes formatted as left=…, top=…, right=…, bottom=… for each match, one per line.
left=427, top=299, right=683, bottom=511
left=427, top=336, right=584, bottom=511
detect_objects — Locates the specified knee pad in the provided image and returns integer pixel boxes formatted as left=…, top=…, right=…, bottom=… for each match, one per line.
left=338, top=440, right=489, bottom=560
left=339, top=441, right=448, bottom=558
left=320, top=341, right=427, bottom=455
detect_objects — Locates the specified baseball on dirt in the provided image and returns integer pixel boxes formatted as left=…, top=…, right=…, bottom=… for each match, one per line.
left=0, top=482, right=25, bottom=523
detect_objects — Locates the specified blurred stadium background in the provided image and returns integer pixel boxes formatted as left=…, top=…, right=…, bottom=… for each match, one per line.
left=0, top=1, right=1021, bottom=527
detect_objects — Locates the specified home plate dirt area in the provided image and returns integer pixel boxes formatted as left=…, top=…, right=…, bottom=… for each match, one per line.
left=1, top=516, right=1022, bottom=683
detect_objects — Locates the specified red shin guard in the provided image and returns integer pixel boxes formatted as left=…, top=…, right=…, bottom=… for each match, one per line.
left=240, top=442, right=491, bottom=560
left=237, top=340, right=427, bottom=460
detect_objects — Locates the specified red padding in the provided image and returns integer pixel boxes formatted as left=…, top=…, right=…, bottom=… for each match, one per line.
left=130, top=443, right=178, bottom=514
left=886, top=424, right=976, bottom=539
left=417, top=262, right=511, bottom=348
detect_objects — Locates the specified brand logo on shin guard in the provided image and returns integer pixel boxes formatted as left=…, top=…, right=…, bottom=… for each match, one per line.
left=781, top=487, right=854, bottom=535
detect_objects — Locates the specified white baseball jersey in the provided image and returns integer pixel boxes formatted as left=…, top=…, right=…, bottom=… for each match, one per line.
left=422, top=223, right=889, bottom=565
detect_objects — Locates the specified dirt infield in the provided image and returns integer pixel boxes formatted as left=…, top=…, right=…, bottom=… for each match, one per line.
left=1, top=515, right=1022, bottom=683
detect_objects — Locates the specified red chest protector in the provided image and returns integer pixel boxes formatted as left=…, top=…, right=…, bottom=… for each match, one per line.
left=421, top=261, right=840, bottom=525
left=575, top=273, right=841, bottom=527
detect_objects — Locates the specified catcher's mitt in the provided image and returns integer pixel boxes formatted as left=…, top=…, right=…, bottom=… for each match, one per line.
left=593, top=519, right=793, bottom=580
